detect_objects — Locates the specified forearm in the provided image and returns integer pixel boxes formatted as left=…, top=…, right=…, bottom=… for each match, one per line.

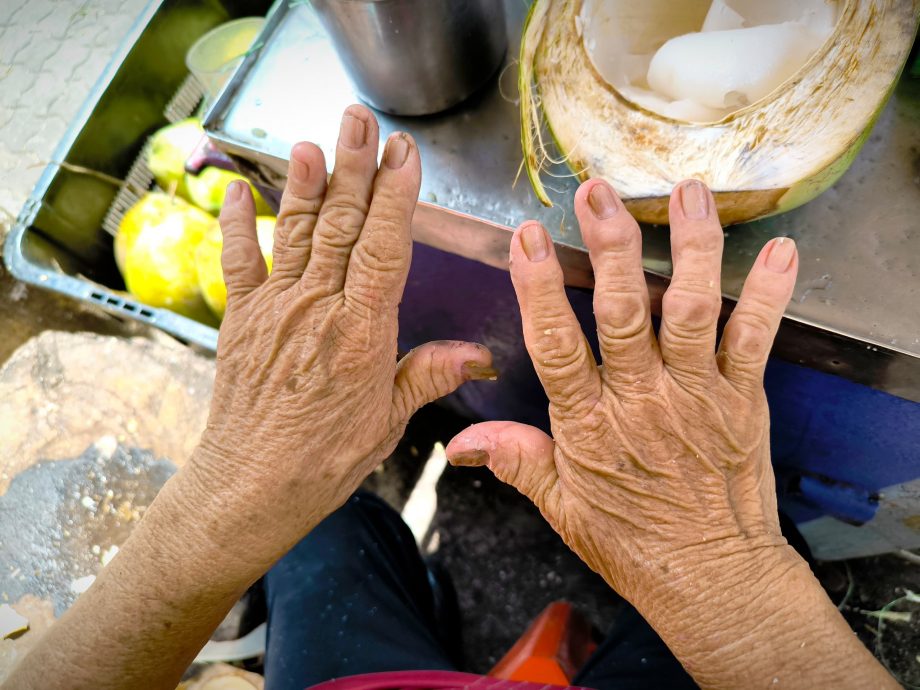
left=638, top=544, right=896, bottom=690
left=4, top=464, right=266, bottom=690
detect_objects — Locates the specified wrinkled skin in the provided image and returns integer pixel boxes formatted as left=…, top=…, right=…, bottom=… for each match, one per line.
left=446, top=179, right=796, bottom=606
left=443, top=182, right=900, bottom=687
left=191, top=105, right=495, bottom=567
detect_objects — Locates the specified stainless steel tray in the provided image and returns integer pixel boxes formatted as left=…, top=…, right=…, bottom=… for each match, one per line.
left=204, top=0, right=920, bottom=402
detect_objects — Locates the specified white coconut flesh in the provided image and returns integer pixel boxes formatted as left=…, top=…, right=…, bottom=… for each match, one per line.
left=581, top=0, right=839, bottom=123
left=520, top=0, right=920, bottom=224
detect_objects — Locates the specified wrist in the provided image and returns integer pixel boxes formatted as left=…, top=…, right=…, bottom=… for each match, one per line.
left=638, top=539, right=803, bottom=641
left=135, top=455, right=283, bottom=589
left=631, top=542, right=893, bottom=689
left=155, top=441, right=333, bottom=581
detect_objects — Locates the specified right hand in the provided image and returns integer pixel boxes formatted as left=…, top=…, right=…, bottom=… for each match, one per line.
left=446, top=178, right=798, bottom=607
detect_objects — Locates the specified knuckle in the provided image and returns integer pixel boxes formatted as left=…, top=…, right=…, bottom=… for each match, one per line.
left=366, top=213, right=408, bottom=241
left=591, top=218, right=641, bottom=254
left=722, top=312, right=774, bottom=364
left=662, top=284, right=721, bottom=335
left=275, top=216, right=314, bottom=250
left=221, top=242, right=258, bottom=274
left=317, top=199, right=368, bottom=240
left=595, top=289, right=649, bottom=342
left=530, top=327, right=595, bottom=389
left=399, top=353, right=432, bottom=405
left=324, top=192, right=370, bottom=219
left=353, top=230, right=409, bottom=273
left=531, top=323, right=585, bottom=362
left=279, top=194, right=323, bottom=220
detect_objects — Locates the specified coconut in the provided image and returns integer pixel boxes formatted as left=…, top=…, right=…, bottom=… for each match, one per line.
left=520, top=0, right=920, bottom=224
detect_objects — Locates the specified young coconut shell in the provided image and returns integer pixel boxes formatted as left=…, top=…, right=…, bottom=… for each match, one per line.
left=520, top=0, right=920, bottom=225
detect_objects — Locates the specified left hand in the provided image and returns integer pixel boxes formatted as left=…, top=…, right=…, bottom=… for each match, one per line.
left=184, top=104, right=494, bottom=572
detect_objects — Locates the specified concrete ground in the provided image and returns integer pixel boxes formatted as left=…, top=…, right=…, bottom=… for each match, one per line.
left=1, top=0, right=919, bottom=687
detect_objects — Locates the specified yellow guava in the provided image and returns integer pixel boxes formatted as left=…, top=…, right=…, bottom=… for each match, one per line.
left=146, top=118, right=204, bottom=200
left=116, top=192, right=218, bottom=326
left=184, top=167, right=273, bottom=216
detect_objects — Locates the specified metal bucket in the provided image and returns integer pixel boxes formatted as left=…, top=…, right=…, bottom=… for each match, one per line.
left=310, top=0, right=507, bottom=116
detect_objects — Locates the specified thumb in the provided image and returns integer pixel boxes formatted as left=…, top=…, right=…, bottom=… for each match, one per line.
left=391, top=341, right=496, bottom=423
left=446, top=421, right=559, bottom=509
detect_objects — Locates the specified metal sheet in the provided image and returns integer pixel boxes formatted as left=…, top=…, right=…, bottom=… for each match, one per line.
left=204, top=0, right=920, bottom=402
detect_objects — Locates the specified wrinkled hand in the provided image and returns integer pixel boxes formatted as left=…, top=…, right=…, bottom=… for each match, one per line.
left=189, top=105, right=494, bottom=568
left=446, top=179, right=797, bottom=609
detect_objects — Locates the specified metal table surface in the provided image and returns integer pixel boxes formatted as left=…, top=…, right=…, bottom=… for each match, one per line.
left=204, top=0, right=920, bottom=403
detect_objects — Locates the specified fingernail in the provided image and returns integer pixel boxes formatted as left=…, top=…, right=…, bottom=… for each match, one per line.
left=340, top=114, right=366, bottom=149
left=680, top=180, right=709, bottom=220
left=462, top=361, right=499, bottom=381
left=588, top=182, right=618, bottom=219
left=225, top=180, right=243, bottom=202
left=384, top=133, right=410, bottom=169
left=520, top=224, right=549, bottom=262
left=290, top=145, right=310, bottom=182
left=764, top=237, right=797, bottom=273
left=449, top=449, right=489, bottom=466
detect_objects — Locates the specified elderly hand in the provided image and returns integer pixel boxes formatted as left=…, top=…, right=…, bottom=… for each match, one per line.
left=447, top=179, right=793, bottom=591
left=4, top=105, right=500, bottom=690
left=188, top=104, right=494, bottom=570
left=445, top=180, right=894, bottom=688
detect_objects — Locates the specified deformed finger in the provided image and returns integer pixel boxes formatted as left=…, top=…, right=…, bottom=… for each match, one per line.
left=658, top=180, right=724, bottom=381
left=302, top=105, right=380, bottom=294
left=509, top=222, right=602, bottom=416
left=575, top=179, right=662, bottom=392
left=446, top=420, right=559, bottom=510
left=271, top=141, right=328, bottom=288
left=344, top=132, right=421, bottom=316
left=218, top=180, right=268, bottom=305
left=391, top=340, right=494, bottom=424
left=718, top=237, right=798, bottom=391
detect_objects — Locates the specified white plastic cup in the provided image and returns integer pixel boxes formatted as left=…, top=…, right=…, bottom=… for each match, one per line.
left=186, top=17, right=265, bottom=99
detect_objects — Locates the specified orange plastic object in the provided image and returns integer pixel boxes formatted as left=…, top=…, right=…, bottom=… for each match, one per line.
left=489, top=601, right=597, bottom=687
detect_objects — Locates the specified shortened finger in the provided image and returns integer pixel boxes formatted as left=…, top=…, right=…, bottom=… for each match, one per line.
left=218, top=180, right=268, bottom=304
left=391, top=340, right=495, bottom=424
left=658, top=180, right=724, bottom=380
left=510, top=222, right=602, bottom=416
left=718, top=237, right=798, bottom=390
left=446, top=421, right=559, bottom=510
left=344, top=131, right=421, bottom=315
left=303, top=105, right=380, bottom=293
left=575, top=180, right=661, bottom=391
left=271, top=141, right=328, bottom=288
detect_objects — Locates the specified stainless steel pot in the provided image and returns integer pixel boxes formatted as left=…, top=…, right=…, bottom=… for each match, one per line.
left=310, top=0, right=507, bottom=116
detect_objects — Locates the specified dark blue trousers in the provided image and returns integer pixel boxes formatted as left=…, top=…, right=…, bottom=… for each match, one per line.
left=264, top=492, right=697, bottom=690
